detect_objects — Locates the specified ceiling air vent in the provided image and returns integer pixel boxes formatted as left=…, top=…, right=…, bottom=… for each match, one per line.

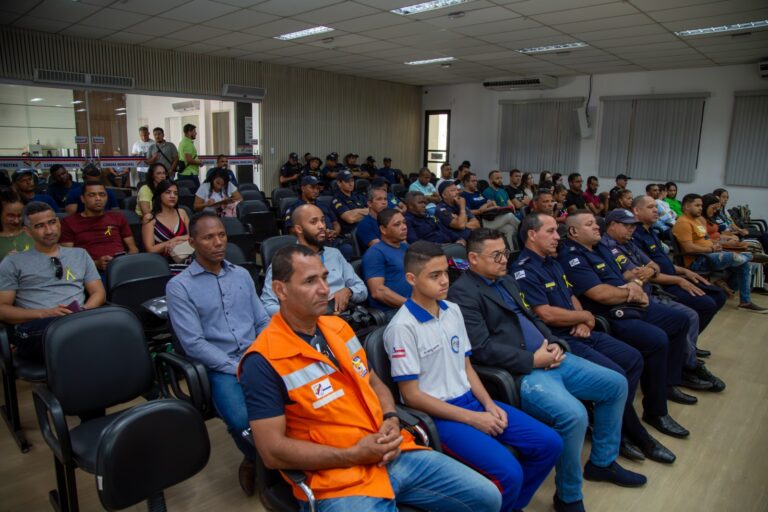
left=222, top=84, right=266, bottom=100
left=33, top=69, right=134, bottom=89
left=90, top=73, right=134, bottom=89
left=483, top=75, right=558, bottom=91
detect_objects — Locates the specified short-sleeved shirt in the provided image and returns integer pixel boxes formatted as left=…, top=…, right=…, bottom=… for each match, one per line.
left=60, top=212, right=131, bottom=260
left=301, top=165, right=322, bottom=179
left=147, top=141, right=178, bottom=173
left=408, top=180, right=437, bottom=197
left=404, top=212, right=452, bottom=244
left=377, top=167, right=399, bottom=184
left=47, top=182, right=73, bottom=208
left=320, top=164, right=345, bottom=187
left=435, top=201, right=474, bottom=241
left=513, top=248, right=575, bottom=336
left=362, top=241, right=410, bottom=311
left=632, top=225, right=676, bottom=275
left=283, top=199, right=337, bottom=230
left=195, top=182, right=238, bottom=203
left=665, top=197, right=682, bottom=217
left=672, top=215, right=711, bottom=267
left=558, top=239, right=626, bottom=315
left=332, top=192, right=367, bottom=234
left=0, top=247, right=99, bottom=310
left=600, top=234, right=652, bottom=293
left=132, top=139, right=154, bottom=173
left=356, top=214, right=380, bottom=250
left=504, top=185, right=525, bottom=204
left=564, top=190, right=586, bottom=210
left=136, top=184, right=154, bottom=215
left=583, top=190, right=602, bottom=209
left=0, top=232, right=33, bottom=262
left=177, top=136, right=199, bottom=176
left=65, top=184, right=119, bottom=213
left=384, top=299, right=472, bottom=401
left=460, top=190, right=488, bottom=212
left=482, top=186, right=509, bottom=206
left=280, top=162, right=302, bottom=185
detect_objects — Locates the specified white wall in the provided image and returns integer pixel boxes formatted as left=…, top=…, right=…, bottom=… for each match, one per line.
left=422, top=64, right=768, bottom=219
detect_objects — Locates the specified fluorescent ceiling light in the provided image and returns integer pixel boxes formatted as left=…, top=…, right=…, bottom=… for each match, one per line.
left=76, top=108, right=86, bottom=112
left=115, top=107, right=126, bottom=111
left=30, top=97, right=44, bottom=102
left=405, top=56, right=456, bottom=65
left=517, top=42, right=588, bottom=54
left=392, top=0, right=471, bottom=16
left=116, top=112, right=126, bottom=116
left=274, top=26, right=333, bottom=41
left=71, top=100, right=83, bottom=104
left=675, top=19, right=768, bottom=37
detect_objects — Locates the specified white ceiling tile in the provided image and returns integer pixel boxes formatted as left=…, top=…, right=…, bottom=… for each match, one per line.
left=306, top=33, right=378, bottom=48
left=339, top=39, right=403, bottom=54
left=241, top=18, right=316, bottom=37
left=211, top=0, right=267, bottom=6
left=120, top=17, right=192, bottom=36
left=25, top=0, right=102, bottom=23
left=454, top=16, right=541, bottom=36
left=252, top=0, right=344, bottom=17
left=611, top=43, right=699, bottom=56
left=1, top=0, right=47, bottom=14
left=205, top=9, right=280, bottom=30
left=104, top=31, right=156, bottom=44
left=511, top=0, right=621, bottom=16
left=552, top=13, right=651, bottom=34
left=628, top=0, right=723, bottom=10
left=479, top=26, right=562, bottom=44
left=177, top=42, right=226, bottom=53
left=409, top=0, right=497, bottom=20
left=78, top=0, right=118, bottom=5
left=110, top=0, right=190, bottom=16
left=571, top=23, right=667, bottom=40
left=13, top=16, right=71, bottom=32
left=202, top=31, right=264, bottom=47
left=207, top=46, right=252, bottom=57
left=292, top=1, right=380, bottom=24
left=237, top=51, right=280, bottom=61
left=60, top=24, right=113, bottom=39
left=648, top=0, right=767, bottom=22
left=331, top=12, right=410, bottom=32
left=531, top=2, right=639, bottom=25
left=171, top=0, right=240, bottom=24
left=419, top=6, right=520, bottom=28
left=237, top=38, right=296, bottom=52
left=80, top=8, right=150, bottom=31
left=589, top=33, right=680, bottom=48
left=661, top=8, right=768, bottom=31
left=364, top=20, right=442, bottom=39
left=141, top=37, right=189, bottom=49
left=166, top=24, right=230, bottom=42
left=268, top=44, right=318, bottom=57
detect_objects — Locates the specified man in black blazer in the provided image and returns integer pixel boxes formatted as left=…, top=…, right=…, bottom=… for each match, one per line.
left=447, top=228, right=644, bottom=512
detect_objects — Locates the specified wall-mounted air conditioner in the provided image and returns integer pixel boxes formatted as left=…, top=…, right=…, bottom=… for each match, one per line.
left=172, top=100, right=200, bottom=112
left=482, top=75, right=558, bottom=91
left=221, top=84, right=266, bottom=100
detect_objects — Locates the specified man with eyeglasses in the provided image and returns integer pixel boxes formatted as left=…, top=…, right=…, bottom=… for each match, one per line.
left=448, top=228, right=644, bottom=512
left=0, top=201, right=105, bottom=362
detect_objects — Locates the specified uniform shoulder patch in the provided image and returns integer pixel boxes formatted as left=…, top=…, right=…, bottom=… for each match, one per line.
left=569, top=257, right=580, bottom=267
left=517, top=256, right=530, bottom=265
left=514, top=270, right=526, bottom=280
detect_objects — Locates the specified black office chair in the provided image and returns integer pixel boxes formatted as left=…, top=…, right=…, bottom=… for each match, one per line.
left=118, top=209, right=144, bottom=252
left=392, top=183, right=407, bottom=200
left=238, top=199, right=270, bottom=218
left=0, top=323, right=45, bottom=453
left=261, top=235, right=297, bottom=271
left=478, top=179, right=490, bottom=193
left=279, top=197, right=299, bottom=217
left=354, top=178, right=370, bottom=196
left=221, top=216, right=249, bottom=236
left=240, top=189, right=267, bottom=202
left=178, top=193, right=195, bottom=211
left=441, top=243, right=467, bottom=261
left=272, top=188, right=297, bottom=210
left=225, top=243, right=263, bottom=295
left=122, top=195, right=137, bottom=212
left=316, top=195, right=333, bottom=210
left=239, top=183, right=260, bottom=192
left=33, top=306, right=208, bottom=512
left=175, top=178, right=198, bottom=192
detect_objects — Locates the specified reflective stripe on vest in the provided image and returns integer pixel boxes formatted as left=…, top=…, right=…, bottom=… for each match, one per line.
left=345, top=335, right=363, bottom=356
left=282, top=361, right=336, bottom=391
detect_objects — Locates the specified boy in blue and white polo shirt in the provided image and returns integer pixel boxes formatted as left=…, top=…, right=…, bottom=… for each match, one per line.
left=384, top=241, right=562, bottom=512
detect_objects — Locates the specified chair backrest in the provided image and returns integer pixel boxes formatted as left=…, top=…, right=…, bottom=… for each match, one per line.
left=56, top=211, right=68, bottom=221
left=238, top=199, right=269, bottom=217
left=44, top=306, right=154, bottom=416
left=95, top=399, right=210, bottom=511
left=272, top=187, right=297, bottom=205
left=221, top=216, right=249, bottom=235
left=442, top=243, right=467, bottom=261
left=260, top=235, right=297, bottom=270
left=106, top=253, right=171, bottom=293
left=118, top=209, right=142, bottom=225
left=279, top=196, right=299, bottom=216
left=239, top=183, right=260, bottom=192
left=240, top=189, right=266, bottom=202
left=351, top=258, right=363, bottom=280
left=355, top=179, right=370, bottom=195
left=241, top=211, right=279, bottom=242
left=178, top=193, right=195, bottom=211
left=225, top=243, right=248, bottom=264
left=176, top=179, right=197, bottom=192
left=122, top=195, right=137, bottom=212
left=316, top=195, right=333, bottom=210
left=362, top=327, right=398, bottom=398
left=179, top=204, right=193, bottom=220
left=478, top=179, right=489, bottom=193
left=392, top=184, right=407, bottom=200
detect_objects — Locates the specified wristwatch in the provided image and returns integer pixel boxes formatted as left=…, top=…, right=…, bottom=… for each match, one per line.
left=383, top=411, right=400, bottom=422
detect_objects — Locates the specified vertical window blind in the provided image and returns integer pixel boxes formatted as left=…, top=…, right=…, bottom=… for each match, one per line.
left=725, top=90, right=768, bottom=188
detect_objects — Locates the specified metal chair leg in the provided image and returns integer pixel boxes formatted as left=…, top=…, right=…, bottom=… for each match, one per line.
left=0, top=368, right=31, bottom=453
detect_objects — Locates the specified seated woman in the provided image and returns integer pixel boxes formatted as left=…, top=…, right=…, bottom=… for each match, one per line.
left=193, top=168, right=242, bottom=215
left=142, top=180, right=191, bottom=274
left=0, top=188, right=33, bottom=261
left=136, top=163, right=168, bottom=216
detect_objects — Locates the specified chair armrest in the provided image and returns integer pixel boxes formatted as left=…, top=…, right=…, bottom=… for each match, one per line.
left=651, top=284, right=677, bottom=302
left=154, top=352, right=211, bottom=417
left=593, top=315, right=611, bottom=335
left=32, top=384, right=72, bottom=463
left=282, top=470, right=316, bottom=511
left=0, top=324, right=13, bottom=373
left=396, top=404, right=441, bottom=450
left=474, top=364, right=519, bottom=408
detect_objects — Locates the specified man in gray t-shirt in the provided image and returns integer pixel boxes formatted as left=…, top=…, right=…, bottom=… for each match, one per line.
left=0, top=202, right=104, bottom=361
left=146, top=127, right=179, bottom=177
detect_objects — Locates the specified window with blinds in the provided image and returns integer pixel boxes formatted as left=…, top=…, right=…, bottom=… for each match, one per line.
left=725, top=91, right=768, bottom=188
left=598, top=93, right=708, bottom=182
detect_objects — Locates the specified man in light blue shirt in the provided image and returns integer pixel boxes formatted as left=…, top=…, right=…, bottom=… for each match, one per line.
left=261, top=204, right=367, bottom=316
left=166, top=212, right=270, bottom=497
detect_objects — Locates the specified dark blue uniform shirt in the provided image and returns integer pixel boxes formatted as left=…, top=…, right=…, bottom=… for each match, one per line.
left=332, top=191, right=367, bottom=234
left=435, top=200, right=475, bottom=241
left=404, top=211, right=452, bottom=244
left=283, top=199, right=337, bottom=230
left=558, top=239, right=627, bottom=314
left=632, top=226, right=677, bottom=275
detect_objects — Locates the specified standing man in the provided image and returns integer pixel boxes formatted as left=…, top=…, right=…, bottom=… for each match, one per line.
left=131, top=126, right=154, bottom=184
left=261, top=204, right=367, bottom=316
left=279, top=152, right=302, bottom=191
left=0, top=202, right=105, bottom=361
left=177, top=123, right=201, bottom=187
left=435, top=181, right=480, bottom=244
left=166, top=212, right=271, bottom=496
left=147, top=127, right=179, bottom=182
left=60, top=182, right=139, bottom=274
left=239, top=244, right=503, bottom=512
left=564, top=174, right=587, bottom=213
left=362, top=209, right=410, bottom=318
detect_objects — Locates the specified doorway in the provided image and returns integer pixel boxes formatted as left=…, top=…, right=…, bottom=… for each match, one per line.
left=423, top=110, right=450, bottom=176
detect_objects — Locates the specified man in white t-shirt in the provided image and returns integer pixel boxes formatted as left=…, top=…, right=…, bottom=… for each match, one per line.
left=131, top=126, right=154, bottom=182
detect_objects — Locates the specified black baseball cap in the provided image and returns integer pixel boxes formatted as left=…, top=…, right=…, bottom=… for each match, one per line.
left=301, top=175, right=320, bottom=186
left=289, top=152, right=298, bottom=160
left=605, top=209, right=640, bottom=225
left=326, top=152, right=338, bottom=161
left=366, top=156, right=376, bottom=163
left=11, top=169, right=36, bottom=182
left=616, top=174, right=631, bottom=181
left=337, top=170, right=354, bottom=182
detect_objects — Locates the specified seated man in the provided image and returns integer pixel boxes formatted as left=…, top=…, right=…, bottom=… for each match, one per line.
left=564, top=174, right=587, bottom=213
left=331, top=170, right=369, bottom=235
left=404, top=191, right=453, bottom=245
left=356, top=187, right=389, bottom=251
left=362, top=209, right=410, bottom=318
left=408, top=167, right=441, bottom=206
left=239, top=244, right=503, bottom=512
left=65, top=165, right=120, bottom=215
left=435, top=181, right=480, bottom=244
left=582, top=176, right=606, bottom=217
left=206, top=154, right=239, bottom=186
left=47, top=164, right=74, bottom=209
left=320, top=152, right=345, bottom=191
left=371, top=178, right=405, bottom=212
left=376, top=156, right=406, bottom=186
left=166, top=212, right=271, bottom=496
left=387, top=241, right=562, bottom=511
left=448, top=228, right=644, bottom=512
left=514, top=213, right=675, bottom=464
left=673, top=193, right=765, bottom=313
left=60, top=182, right=139, bottom=275
left=11, top=169, right=59, bottom=211
left=460, top=172, right=519, bottom=249
left=262, top=204, right=367, bottom=316
left=503, top=168, right=530, bottom=217
left=0, top=202, right=105, bottom=361
left=279, top=152, right=302, bottom=191
left=560, top=211, right=697, bottom=410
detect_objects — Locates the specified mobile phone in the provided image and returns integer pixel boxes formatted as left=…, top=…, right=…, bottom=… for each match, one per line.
left=326, top=298, right=336, bottom=315
left=66, top=300, right=82, bottom=313
left=113, top=251, right=126, bottom=258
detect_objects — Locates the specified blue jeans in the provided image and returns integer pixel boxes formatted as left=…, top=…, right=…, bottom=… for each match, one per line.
left=434, top=391, right=562, bottom=511
left=300, top=450, right=502, bottom=512
left=207, top=370, right=257, bottom=461
left=519, top=354, right=627, bottom=504
left=691, top=252, right=752, bottom=303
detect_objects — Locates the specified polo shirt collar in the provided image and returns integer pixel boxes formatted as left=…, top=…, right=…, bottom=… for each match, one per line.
left=521, top=247, right=545, bottom=264
left=187, top=258, right=236, bottom=276
left=404, top=298, right=448, bottom=323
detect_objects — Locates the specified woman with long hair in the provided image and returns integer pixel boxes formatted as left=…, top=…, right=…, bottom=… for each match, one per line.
left=521, top=172, right=536, bottom=200
left=0, top=188, right=33, bottom=261
left=136, top=163, right=168, bottom=216
left=142, top=180, right=191, bottom=274
left=193, top=167, right=242, bottom=215
left=538, top=170, right=552, bottom=190
left=713, top=188, right=768, bottom=252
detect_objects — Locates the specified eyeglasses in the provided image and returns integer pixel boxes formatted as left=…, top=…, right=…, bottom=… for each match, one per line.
left=50, top=257, right=63, bottom=280
left=481, top=249, right=512, bottom=263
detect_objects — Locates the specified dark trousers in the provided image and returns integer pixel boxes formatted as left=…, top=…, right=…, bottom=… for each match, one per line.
left=564, top=332, right=649, bottom=444
left=665, top=283, right=727, bottom=334
left=609, top=302, right=690, bottom=414
left=12, top=317, right=59, bottom=362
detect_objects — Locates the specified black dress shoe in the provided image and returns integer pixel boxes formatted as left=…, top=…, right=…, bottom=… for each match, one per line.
left=637, top=434, right=676, bottom=464
left=238, top=457, right=255, bottom=497
left=696, top=348, right=711, bottom=358
left=668, top=386, right=698, bottom=405
left=680, top=369, right=714, bottom=391
left=620, top=437, right=645, bottom=461
left=692, top=360, right=726, bottom=392
left=642, top=413, right=690, bottom=438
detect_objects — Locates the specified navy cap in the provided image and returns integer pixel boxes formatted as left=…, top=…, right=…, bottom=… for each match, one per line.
left=616, top=174, right=631, bottom=181
left=366, top=156, right=376, bottom=163
left=337, top=170, right=354, bottom=182
left=301, top=175, right=320, bottom=186
left=326, top=152, right=338, bottom=161
left=438, top=180, right=455, bottom=196
left=289, top=152, right=298, bottom=159
left=12, top=169, right=36, bottom=182
left=605, top=208, right=640, bottom=224
left=383, top=156, right=392, bottom=162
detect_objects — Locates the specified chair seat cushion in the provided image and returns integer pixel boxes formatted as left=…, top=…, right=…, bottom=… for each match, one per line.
left=70, top=410, right=129, bottom=473
left=13, top=357, right=46, bottom=382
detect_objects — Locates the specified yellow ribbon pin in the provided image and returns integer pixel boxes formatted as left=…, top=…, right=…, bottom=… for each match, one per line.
left=104, top=226, right=112, bottom=236
left=65, top=267, right=76, bottom=281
